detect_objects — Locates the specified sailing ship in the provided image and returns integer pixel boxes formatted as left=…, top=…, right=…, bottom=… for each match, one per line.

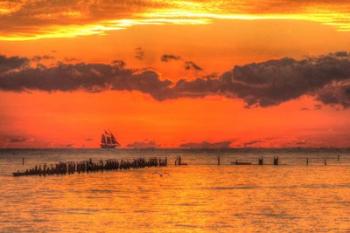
left=100, top=131, right=120, bottom=149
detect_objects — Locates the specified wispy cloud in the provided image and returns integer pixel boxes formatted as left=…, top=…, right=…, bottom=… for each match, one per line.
left=135, top=47, right=145, bottom=61
left=161, top=54, right=181, bottom=62
left=31, top=55, right=55, bottom=62
left=0, top=1, right=350, bottom=40
left=184, top=61, right=203, bottom=71
left=242, top=140, right=263, bottom=147
left=161, top=54, right=203, bottom=72
left=0, top=134, right=30, bottom=146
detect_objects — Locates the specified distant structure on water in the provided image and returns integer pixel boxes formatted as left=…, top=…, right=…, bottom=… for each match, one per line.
left=100, top=131, right=120, bottom=149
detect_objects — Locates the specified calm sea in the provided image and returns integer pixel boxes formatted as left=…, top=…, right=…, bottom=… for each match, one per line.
left=1, top=149, right=350, bottom=233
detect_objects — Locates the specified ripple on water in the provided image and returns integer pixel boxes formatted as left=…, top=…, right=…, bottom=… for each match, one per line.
left=89, top=189, right=114, bottom=193
left=205, top=185, right=258, bottom=190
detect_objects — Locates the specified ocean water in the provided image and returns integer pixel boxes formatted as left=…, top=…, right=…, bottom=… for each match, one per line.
left=1, top=149, right=350, bottom=233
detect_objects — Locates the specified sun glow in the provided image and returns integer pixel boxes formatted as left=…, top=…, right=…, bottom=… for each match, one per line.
left=0, top=17, right=210, bottom=41
left=0, top=1, right=349, bottom=40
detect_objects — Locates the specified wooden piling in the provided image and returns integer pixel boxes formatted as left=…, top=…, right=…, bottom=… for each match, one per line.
left=12, top=157, right=168, bottom=177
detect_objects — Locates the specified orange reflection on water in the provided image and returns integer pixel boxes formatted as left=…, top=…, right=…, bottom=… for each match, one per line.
left=2, top=162, right=350, bottom=232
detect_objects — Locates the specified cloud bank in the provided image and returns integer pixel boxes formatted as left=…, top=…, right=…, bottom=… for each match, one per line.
left=1, top=52, right=350, bottom=108
left=0, top=58, right=172, bottom=100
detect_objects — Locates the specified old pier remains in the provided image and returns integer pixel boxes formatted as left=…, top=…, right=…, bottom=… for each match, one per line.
left=13, top=157, right=167, bottom=177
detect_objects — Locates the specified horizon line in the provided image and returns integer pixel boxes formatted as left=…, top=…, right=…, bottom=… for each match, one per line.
left=1, top=147, right=349, bottom=150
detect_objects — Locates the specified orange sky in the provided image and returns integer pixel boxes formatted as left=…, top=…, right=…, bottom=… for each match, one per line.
left=0, top=0, right=350, bottom=148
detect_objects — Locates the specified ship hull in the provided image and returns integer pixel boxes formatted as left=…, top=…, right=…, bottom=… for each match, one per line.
left=100, top=144, right=117, bottom=149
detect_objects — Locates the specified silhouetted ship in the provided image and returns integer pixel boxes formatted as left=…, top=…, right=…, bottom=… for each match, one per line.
left=100, top=131, right=120, bottom=149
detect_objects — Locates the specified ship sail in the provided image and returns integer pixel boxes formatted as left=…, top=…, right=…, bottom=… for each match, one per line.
left=101, top=134, right=106, bottom=144
left=110, top=133, right=120, bottom=146
left=106, top=136, right=111, bottom=144
left=100, top=130, right=120, bottom=149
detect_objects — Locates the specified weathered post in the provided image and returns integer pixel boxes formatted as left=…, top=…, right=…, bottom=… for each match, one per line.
left=258, top=157, right=264, bottom=165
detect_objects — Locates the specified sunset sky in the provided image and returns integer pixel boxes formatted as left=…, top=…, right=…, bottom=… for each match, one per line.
left=1, top=0, right=350, bottom=148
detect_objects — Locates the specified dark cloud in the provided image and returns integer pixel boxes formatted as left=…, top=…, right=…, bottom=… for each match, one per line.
left=161, top=55, right=204, bottom=73
left=31, top=55, right=55, bottom=62
left=242, top=140, right=262, bottom=147
left=127, top=140, right=158, bottom=149
left=295, top=140, right=307, bottom=145
left=135, top=47, right=144, bottom=60
left=8, top=136, right=28, bottom=143
left=173, top=52, right=350, bottom=108
left=169, top=51, right=349, bottom=108
left=180, top=141, right=232, bottom=149
left=316, top=81, right=350, bottom=108
left=314, top=104, right=323, bottom=110
left=0, top=59, right=172, bottom=100
left=170, top=77, right=221, bottom=98
left=0, top=55, right=29, bottom=73
left=225, top=52, right=350, bottom=107
left=63, top=57, right=80, bottom=62
left=184, top=61, right=203, bottom=71
left=161, top=54, right=181, bottom=62
left=0, top=135, right=28, bottom=144
left=2, top=52, right=350, bottom=108
left=112, top=60, right=126, bottom=68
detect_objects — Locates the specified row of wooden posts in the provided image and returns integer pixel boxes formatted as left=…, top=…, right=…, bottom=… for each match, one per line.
left=13, top=157, right=168, bottom=177
left=219, top=155, right=340, bottom=166
left=219, top=156, right=280, bottom=166
left=13, top=154, right=342, bottom=177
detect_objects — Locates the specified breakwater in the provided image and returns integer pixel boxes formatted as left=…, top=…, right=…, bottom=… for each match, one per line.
left=13, top=157, right=167, bottom=177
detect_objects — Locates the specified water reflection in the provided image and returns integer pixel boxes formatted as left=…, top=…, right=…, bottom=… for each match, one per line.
left=0, top=149, right=350, bottom=232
